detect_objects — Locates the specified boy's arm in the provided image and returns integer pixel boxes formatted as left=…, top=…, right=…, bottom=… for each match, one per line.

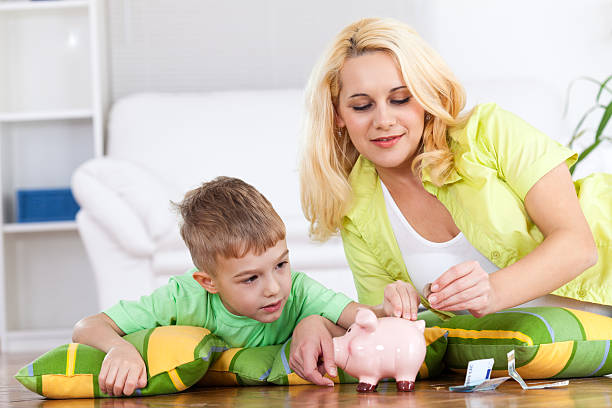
left=289, top=301, right=385, bottom=386
left=289, top=314, right=344, bottom=387
left=72, top=313, right=147, bottom=396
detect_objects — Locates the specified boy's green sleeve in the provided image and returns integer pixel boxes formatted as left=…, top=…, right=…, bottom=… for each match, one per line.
left=291, top=271, right=353, bottom=324
left=103, top=271, right=207, bottom=335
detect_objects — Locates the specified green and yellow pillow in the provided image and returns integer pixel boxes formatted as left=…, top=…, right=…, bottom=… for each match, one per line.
left=197, top=326, right=449, bottom=387
left=15, top=325, right=448, bottom=399
left=14, top=326, right=228, bottom=399
left=419, top=306, right=612, bottom=379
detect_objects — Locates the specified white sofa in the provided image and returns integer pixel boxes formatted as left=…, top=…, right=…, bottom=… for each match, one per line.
left=72, top=81, right=582, bottom=311
left=72, top=89, right=356, bottom=310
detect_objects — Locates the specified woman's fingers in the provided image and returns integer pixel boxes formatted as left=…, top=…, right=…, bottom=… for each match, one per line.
left=384, top=284, right=403, bottom=317
left=434, top=280, right=489, bottom=310
left=429, top=260, right=496, bottom=317
left=383, top=281, right=420, bottom=320
left=429, top=261, right=484, bottom=305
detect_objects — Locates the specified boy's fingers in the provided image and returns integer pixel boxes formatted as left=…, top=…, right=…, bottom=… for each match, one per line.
left=113, top=367, right=129, bottom=396
left=299, top=344, right=327, bottom=385
left=98, top=361, right=110, bottom=394
left=104, top=364, right=119, bottom=396
left=138, top=367, right=148, bottom=388
left=320, top=335, right=337, bottom=379
left=123, top=367, right=140, bottom=396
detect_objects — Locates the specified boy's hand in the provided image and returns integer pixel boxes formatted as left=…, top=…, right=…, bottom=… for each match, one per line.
left=289, top=315, right=339, bottom=387
left=99, top=343, right=148, bottom=396
left=383, top=280, right=420, bottom=320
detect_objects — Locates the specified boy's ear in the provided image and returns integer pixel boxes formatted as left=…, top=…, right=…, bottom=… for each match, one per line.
left=193, top=270, right=218, bottom=294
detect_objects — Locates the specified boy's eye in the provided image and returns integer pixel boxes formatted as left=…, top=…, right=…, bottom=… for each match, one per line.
left=276, top=261, right=288, bottom=270
left=391, top=96, right=411, bottom=105
left=243, top=275, right=258, bottom=284
left=352, top=103, right=372, bottom=111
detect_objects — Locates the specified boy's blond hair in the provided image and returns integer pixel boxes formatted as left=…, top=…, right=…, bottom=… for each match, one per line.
left=175, top=177, right=286, bottom=274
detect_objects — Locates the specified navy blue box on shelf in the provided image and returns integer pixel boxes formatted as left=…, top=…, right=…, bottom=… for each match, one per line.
left=16, top=188, right=80, bottom=223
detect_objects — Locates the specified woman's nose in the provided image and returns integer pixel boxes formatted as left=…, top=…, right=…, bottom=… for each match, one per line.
left=373, top=105, right=396, bottom=129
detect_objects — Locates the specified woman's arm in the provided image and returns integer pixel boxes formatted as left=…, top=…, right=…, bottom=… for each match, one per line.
left=429, top=163, right=597, bottom=316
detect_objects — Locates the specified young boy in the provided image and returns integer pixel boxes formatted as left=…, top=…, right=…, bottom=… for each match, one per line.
left=72, top=177, right=411, bottom=396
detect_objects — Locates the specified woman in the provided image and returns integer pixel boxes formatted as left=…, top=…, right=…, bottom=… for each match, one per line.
left=290, top=17, right=612, bottom=385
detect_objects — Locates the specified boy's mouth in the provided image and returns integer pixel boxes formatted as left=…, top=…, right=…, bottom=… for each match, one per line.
left=262, top=299, right=282, bottom=313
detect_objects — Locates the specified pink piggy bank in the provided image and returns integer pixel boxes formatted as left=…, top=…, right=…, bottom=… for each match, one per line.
left=333, top=308, right=426, bottom=392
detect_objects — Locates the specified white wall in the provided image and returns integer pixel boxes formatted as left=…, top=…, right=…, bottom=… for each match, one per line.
left=104, top=0, right=612, bottom=176
left=422, top=0, right=612, bottom=178
left=106, top=0, right=424, bottom=97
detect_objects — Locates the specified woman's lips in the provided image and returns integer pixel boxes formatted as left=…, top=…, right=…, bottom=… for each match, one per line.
left=371, top=134, right=403, bottom=147
left=262, top=300, right=282, bottom=313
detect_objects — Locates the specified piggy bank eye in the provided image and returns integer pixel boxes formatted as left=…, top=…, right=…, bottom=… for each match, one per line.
left=347, top=327, right=352, bottom=333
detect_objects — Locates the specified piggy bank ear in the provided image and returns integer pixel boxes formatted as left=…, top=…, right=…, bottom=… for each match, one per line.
left=414, top=319, right=426, bottom=333
left=355, top=308, right=378, bottom=332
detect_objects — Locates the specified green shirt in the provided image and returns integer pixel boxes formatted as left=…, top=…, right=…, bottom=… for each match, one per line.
left=342, top=103, right=612, bottom=310
left=104, top=270, right=353, bottom=348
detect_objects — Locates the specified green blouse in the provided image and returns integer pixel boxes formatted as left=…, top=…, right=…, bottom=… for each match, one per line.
left=341, top=103, right=612, bottom=311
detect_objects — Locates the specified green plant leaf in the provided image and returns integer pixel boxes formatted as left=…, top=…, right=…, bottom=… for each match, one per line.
left=568, top=105, right=600, bottom=148
left=565, top=75, right=612, bottom=176
left=564, top=77, right=600, bottom=116
left=594, top=100, right=612, bottom=141
left=595, top=74, right=612, bottom=103
left=571, top=139, right=603, bottom=175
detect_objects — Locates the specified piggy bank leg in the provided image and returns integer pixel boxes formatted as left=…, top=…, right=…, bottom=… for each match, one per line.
left=395, top=380, right=415, bottom=392
left=356, top=376, right=379, bottom=393
left=395, top=372, right=417, bottom=392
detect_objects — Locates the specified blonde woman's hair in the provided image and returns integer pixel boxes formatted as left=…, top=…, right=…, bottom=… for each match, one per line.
left=174, top=177, right=286, bottom=274
left=300, top=17, right=468, bottom=242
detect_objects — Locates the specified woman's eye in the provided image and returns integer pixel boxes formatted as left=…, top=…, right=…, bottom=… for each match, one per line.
left=391, top=97, right=411, bottom=105
left=352, top=103, right=372, bottom=111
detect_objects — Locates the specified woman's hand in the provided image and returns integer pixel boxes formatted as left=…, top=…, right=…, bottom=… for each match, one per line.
left=289, top=315, right=341, bottom=386
left=382, top=280, right=421, bottom=320
left=428, top=260, right=498, bottom=318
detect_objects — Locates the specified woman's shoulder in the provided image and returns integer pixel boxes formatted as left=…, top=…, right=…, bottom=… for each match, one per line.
left=343, top=156, right=382, bottom=223
left=448, top=102, right=535, bottom=161
left=451, top=102, right=503, bottom=136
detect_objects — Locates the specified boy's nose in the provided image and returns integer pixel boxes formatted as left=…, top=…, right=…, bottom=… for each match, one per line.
left=263, top=276, right=281, bottom=297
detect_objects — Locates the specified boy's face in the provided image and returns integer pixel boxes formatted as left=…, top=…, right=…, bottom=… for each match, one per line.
left=194, top=239, right=292, bottom=323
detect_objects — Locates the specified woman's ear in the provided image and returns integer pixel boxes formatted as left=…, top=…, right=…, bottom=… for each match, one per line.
left=335, top=108, right=346, bottom=129
left=193, top=270, right=218, bottom=294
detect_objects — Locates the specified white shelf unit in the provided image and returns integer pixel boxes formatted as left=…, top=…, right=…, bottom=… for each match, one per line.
left=0, top=0, right=108, bottom=352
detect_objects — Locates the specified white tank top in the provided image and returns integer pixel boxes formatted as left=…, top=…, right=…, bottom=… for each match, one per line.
left=380, top=180, right=612, bottom=316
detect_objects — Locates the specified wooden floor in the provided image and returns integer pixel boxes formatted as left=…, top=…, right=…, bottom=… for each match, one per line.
left=3, top=351, right=612, bottom=407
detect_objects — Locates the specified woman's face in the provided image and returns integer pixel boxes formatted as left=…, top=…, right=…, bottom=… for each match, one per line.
left=335, top=51, right=425, bottom=172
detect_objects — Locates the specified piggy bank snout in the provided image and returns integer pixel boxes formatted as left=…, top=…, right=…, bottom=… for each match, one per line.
left=332, top=336, right=349, bottom=370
